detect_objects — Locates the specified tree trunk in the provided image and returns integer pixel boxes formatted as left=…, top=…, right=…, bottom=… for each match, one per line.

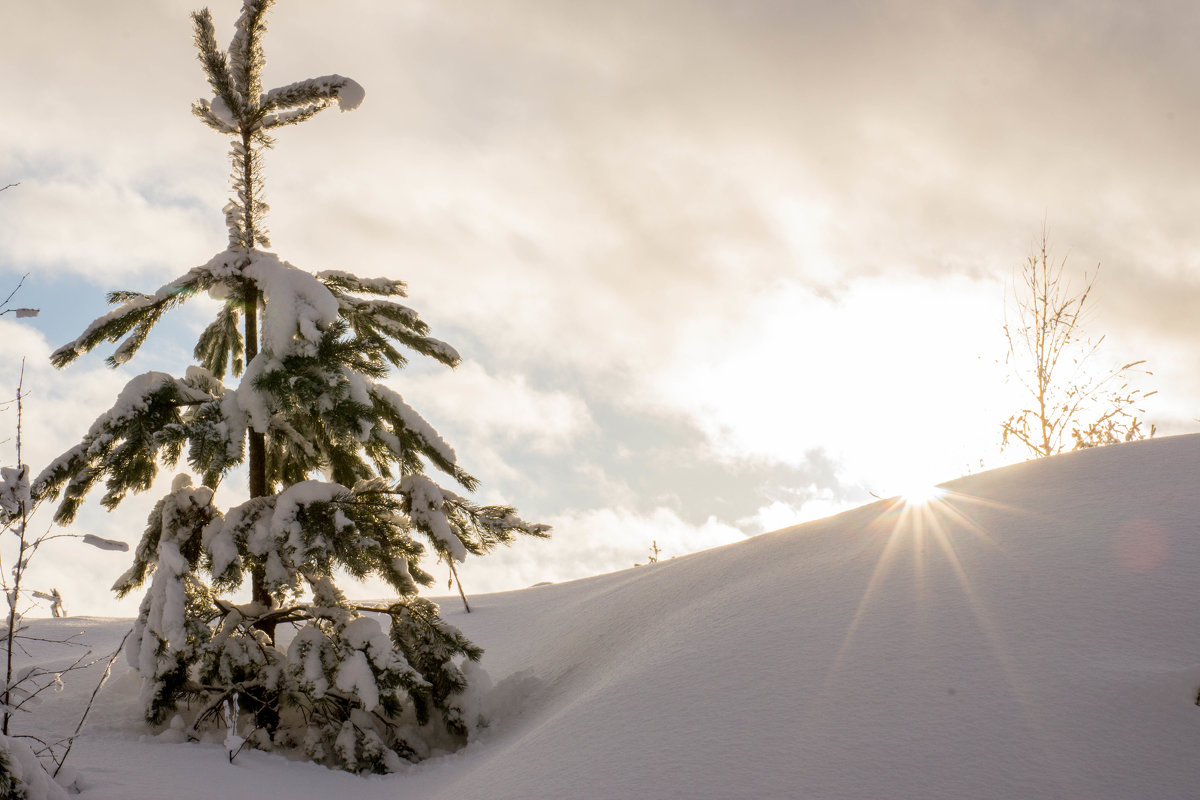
left=236, top=128, right=277, bottom=644
left=244, top=277, right=280, bottom=733
left=244, top=282, right=276, bottom=644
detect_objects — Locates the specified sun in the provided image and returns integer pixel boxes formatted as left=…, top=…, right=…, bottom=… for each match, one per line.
left=899, top=483, right=946, bottom=506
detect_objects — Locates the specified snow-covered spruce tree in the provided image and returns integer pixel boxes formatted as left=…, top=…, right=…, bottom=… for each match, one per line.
left=33, top=0, right=547, bottom=774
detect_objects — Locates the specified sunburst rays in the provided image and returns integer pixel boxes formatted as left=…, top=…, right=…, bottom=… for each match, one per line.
left=826, top=489, right=1008, bottom=685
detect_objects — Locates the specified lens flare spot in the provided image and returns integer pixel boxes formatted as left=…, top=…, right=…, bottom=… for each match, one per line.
left=1112, top=519, right=1167, bottom=573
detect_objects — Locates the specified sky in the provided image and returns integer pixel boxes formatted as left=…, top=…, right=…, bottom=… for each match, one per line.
left=1, top=0, right=1198, bottom=616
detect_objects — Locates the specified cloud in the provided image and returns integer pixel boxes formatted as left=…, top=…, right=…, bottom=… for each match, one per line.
left=741, top=496, right=847, bottom=535
left=0, top=320, right=128, bottom=470
left=396, top=362, right=596, bottom=457
left=0, top=180, right=216, bottom=283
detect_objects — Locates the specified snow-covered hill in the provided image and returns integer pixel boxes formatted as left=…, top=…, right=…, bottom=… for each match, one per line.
left=18, top=435, right=1200, bottom=799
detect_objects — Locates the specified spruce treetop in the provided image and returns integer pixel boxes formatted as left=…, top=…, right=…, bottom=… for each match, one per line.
left=190, top=0, right=364, bottom=251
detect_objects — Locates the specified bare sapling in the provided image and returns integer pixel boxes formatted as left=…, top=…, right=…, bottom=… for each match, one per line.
left=1001, top=229, right=1155, bottom=458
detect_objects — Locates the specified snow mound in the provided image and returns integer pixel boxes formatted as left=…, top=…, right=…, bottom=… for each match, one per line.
left=13, top=435, right=1200, bottom=799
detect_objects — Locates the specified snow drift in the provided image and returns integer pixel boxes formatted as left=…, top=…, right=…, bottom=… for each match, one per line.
left=18, top=434, right=1200, bottom=799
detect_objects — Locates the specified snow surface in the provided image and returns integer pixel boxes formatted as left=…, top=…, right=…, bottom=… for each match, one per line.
left=0, top=464, right=29, bottom=518
left=11, top=435, right=1200, bottom=798
left=79, top=535, right=129, bottom=553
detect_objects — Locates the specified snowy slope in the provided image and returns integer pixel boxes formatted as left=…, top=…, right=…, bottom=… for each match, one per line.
left=16, top=435, right=1200, bottom=799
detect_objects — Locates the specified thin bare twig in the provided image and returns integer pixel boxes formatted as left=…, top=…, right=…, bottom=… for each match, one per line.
left=3, top=361, right=27, bottom=735
left=448, top=560, right=471, bottom=613
left=0, top=274, right=29, bottom=314
left=54, top=627, right=133, bottom=776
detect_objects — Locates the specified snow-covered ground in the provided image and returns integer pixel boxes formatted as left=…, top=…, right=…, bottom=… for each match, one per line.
left=13, top=434, right=1200, bottom=798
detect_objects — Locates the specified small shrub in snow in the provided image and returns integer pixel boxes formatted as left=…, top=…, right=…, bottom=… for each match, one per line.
left=35, top=0, right=547, bottom=774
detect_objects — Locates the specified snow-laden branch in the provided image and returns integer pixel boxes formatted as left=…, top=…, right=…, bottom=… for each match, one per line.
left=261, top=74, right=364, bottom=116
left=33, top=371, right=226, bottom=523
left=49, top=250, right=248, bottom=369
